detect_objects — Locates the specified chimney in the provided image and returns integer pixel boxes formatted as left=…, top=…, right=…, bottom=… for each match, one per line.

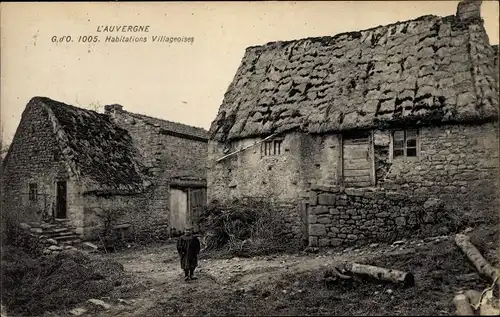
left=104, top=104, right=123, bottom=113
left=456, top=0, right=482, bottom=21
left=104, top=104, right=123, bottom=120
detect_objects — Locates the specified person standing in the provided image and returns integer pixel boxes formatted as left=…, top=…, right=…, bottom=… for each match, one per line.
left=176, top=226, right=201, bottom=281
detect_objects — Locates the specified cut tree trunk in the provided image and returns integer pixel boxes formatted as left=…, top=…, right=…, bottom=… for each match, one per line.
left=479, top=290, right=500, bottom=316
left=455, top=234, right=499, bottom=285
left=324, top=266, right=353, bottom=288
left=465, top=289, right=482, bottom=308
left=453, top=294, right=474, bottom=316
left=347, top=263, right=415, bottom=287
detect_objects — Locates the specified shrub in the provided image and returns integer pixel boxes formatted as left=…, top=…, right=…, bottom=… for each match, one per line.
left=1, top=246, right=124, bottom=316
left=199, top=198, right=302, bottom=257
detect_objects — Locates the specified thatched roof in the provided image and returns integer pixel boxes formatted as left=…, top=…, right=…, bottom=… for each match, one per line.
left=210, top=11, right=498, bottom=142
left=33, top=97, right=147, bottom=194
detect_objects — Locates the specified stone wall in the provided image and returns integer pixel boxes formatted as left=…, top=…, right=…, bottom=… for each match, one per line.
left=208, top=121, right=498, bottom=248
left=307, top=186, right=433, bottom=247
left=382, top=122, right=499, bottom=221
left=207, top=133, right=308, bottom=204
left=82, top=192, right=169, bottom=240
left=107, top=107, right=207, bottom=180
left=1, top=103, right=73, bottom=225
left=100, top=106, right=208, bottom=232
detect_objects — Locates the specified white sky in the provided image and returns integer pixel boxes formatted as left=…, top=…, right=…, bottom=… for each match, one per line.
left=1, top=1, right=499, bottom=146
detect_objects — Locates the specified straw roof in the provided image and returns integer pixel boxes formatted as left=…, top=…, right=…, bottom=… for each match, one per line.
left=210, top=11, right=498, bottom=142
left=35, top=97, right=147, bottom=193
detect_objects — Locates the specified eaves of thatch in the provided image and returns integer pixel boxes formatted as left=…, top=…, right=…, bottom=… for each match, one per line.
left=210, top=11, right=498, bottom=142
left=31, top=97, right=147, bottom=194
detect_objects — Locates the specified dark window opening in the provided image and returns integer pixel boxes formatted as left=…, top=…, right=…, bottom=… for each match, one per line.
left=261, top=139, right=283, bottom=156
left=29, top=183, right=38, bottom=202
left=393, top=129, right=418, bottom=158
left=53, top=150, right=61, bottom=161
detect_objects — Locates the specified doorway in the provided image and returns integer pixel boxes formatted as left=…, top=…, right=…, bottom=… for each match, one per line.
left=169, top=188, right=188, bottom=233
left=169, top=187, right=207, bottom=234
left=55, top=181, right=67, bottom=219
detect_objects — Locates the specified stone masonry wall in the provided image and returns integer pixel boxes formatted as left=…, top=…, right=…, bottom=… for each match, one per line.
left=0, top=103, right=74, bottom=226
left=102, top=107, right=208, bottom=230
left=307, top=186, right=432, bottom=248
left=382, top=122, right=499, bottom=222
left=207, top=133, right=307, bottom=205
left=82, top=192, right=169, bottom=240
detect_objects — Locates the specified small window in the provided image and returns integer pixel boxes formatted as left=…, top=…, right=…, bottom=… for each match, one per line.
left=393, top=129, right=419, bottom=158
left=53, top=150, right=61, bottom=162
left=261, top=139, right=283, bottom=156
left=29, top=183, right=38, bottom=201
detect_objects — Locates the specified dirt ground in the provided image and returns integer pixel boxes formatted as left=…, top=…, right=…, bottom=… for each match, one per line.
left=53, top=229, right=496, bottom=317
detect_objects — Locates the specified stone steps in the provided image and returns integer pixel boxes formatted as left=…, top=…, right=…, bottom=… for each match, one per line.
left=53, top=235, right=82, bottom=242
left=20, top=220, right=83, bottom=255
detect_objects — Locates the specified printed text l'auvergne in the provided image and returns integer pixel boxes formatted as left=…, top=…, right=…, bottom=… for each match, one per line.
left=96, top=25, right=151, bottom=33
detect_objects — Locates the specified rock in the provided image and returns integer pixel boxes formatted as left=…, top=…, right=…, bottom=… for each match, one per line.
left=43, top=249, right=51, bottom=255
left=423, top=198, right=444, bottom=211
left=423, top=212, right=435, bottom=224
left=386, top=289, right=393, bottom=294
left=309, top=224, right=327, bottom=236
left=82, top=242, right=99, bottom=250
left=87, top=299, right=111, bottom=310
left=19, top=223, right=31, bottom=230
left=46, top=239, right=58, bottom=245
left=392, top=240, right=405, bottom=246
left=48, top=245, right=63, bottom=251
left=369, top=243, right=379, bottom=248
left=69, top=307, right=87, bottom=316
left=30, top=228, right=43, bottom=234
left=318, top=193, right=336, bottom=205
left=464, top=227, right=473, bottom=234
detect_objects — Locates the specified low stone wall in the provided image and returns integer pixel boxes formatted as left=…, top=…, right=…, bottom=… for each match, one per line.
left=307, top=186, right=441, bottom=248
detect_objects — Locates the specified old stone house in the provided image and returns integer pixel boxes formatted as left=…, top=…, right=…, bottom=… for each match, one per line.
left=1, top=97, right=208, bottom=239
left=208, top=0, right=499, bottom=247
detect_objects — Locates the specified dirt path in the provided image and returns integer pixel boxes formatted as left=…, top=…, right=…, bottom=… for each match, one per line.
left=84, top=239, right=432, bottom=317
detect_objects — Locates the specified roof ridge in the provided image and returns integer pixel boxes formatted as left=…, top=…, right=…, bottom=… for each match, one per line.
left=245, top=14, right=453, bottom=51
left=123, top=110, right=209, bottom=132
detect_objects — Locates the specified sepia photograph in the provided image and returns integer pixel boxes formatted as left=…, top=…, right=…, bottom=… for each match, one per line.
left=0, top=0, right=499, bottom=316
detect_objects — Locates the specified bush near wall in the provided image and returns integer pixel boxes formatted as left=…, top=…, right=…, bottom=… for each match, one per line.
left=200, top=198, right=304, bottom=257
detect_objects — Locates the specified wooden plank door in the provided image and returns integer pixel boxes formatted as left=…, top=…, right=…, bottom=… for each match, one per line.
left=342, top=132, right=374, bottom=187
left=169, top=188, right=188, bottom=234
left=55, top=181, right=67, bottom=219
left=189, top=188, right=206, bottom=233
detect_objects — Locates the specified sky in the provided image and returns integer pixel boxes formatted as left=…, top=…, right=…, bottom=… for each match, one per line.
left=1, top=1, right=499, bottom=146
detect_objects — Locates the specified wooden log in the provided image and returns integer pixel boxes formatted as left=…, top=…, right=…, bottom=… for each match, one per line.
left=348, top=263, right=415, bottom=287
left=479, top=290, right=500, bottom=316
left=324, top=267, right=353, bottom=289
left=465, top=289, right=482, bottom=309
left=455, top=234, right=499, bottom=285
left=453, top=294, right=475, bottom=316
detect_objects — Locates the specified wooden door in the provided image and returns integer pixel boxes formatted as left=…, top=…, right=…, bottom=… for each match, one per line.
left=170, top=188, right=188, bottom=234
left=342, top=132, right=374, bottom=187
left=189, top=188, right=206, bottom=232
left=55, top=181, right=67, bottom=219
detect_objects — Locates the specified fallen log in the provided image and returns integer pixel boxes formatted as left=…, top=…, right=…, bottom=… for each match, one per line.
left=454, top=234, right=499, bottom=285
left=347, top=263, right=415, bottom=287
left=324, top=266, right=353, bottom=289
left=479, top=289, right=500, bottom=316
left=465, top=289, right=482, bottom=309
left=453, top=294, right=475, bottom=316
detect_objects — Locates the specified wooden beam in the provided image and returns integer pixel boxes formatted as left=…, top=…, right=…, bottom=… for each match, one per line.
left=370, top=131, right=376, bottom=186
left=338, top=134, right=344, bottom=186
left=216, top=132, right=281, bottom=163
